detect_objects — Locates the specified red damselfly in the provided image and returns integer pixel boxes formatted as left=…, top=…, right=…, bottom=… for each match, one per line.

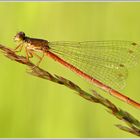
left=14, top=32, right=140, bottom=109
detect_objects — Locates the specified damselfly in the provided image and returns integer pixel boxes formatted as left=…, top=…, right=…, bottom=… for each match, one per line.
left=14, top=32, right=140, bottom=109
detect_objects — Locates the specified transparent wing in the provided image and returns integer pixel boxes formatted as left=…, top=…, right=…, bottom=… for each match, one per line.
left=48, top=41, right=140, bottom=90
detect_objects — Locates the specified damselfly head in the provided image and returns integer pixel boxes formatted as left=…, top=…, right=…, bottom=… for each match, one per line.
left=14, top=32, right=25, bottom=42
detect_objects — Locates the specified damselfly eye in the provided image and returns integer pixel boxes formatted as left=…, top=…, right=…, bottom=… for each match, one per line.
left=14, top=31, right=25, bottom=42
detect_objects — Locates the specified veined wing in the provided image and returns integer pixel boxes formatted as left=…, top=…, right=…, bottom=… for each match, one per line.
left=48, top=41, right=140, bottom=90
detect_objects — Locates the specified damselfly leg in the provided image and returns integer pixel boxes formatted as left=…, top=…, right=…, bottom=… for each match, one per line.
left=31, top=51, right=45, bottom=66
left=14, top=43, right=24, bottom=52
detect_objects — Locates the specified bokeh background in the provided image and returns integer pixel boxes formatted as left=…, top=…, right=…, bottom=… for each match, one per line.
left=0, top=2, right=140, bottom=138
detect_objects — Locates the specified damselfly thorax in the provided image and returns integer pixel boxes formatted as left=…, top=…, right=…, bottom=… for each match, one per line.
left=14, top=32, right=50, bottom=65
left=15, top=32, right=47, bottom=50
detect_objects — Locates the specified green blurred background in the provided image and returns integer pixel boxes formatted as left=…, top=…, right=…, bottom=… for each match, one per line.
left=0, top=2, right=140, bottom=138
